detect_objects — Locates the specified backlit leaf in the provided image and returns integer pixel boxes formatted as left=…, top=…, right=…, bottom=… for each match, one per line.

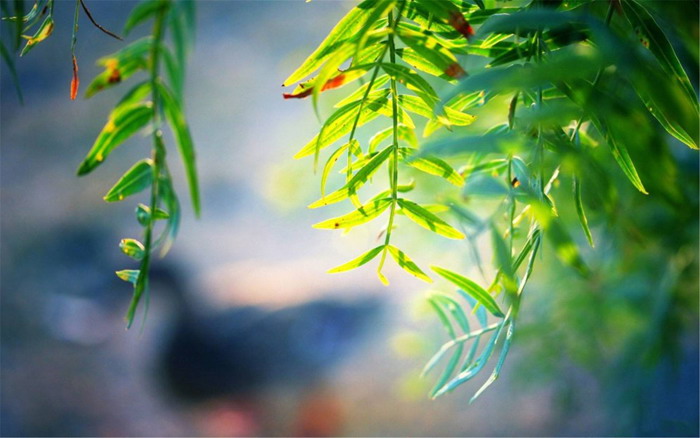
left=431, top=266, right=504, bottom=317
left=398, top=198, right=465, bottom=239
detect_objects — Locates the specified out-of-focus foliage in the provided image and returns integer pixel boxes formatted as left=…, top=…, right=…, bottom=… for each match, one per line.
left=285, top=0, right=698, bottom=402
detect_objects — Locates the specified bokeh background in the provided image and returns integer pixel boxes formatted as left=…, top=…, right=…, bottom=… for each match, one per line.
left=1, top=1, right=698, bottom=436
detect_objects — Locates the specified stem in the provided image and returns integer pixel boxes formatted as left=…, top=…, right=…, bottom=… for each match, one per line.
left=126, top=3, right=168, bottom=328
left=70, top=0, right=79, bottom=55
left=377, top=5, right=403, bottom=276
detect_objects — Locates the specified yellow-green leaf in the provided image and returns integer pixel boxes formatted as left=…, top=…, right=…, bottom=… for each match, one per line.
left=431, top=266, right=505, bottom=318
left=313, top=198, right=391, bottom=230
left=328, top=245, right=385, bottom=273
left=387, top=245, right=431, bottom=283
left=397, top=198, right=465, bottom=239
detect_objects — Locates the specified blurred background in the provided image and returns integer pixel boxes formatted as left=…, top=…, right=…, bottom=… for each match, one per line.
left=1, top=1, right=698, bottom=436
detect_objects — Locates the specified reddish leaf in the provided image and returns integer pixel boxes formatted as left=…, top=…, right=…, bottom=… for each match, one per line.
left=448, top=12, right=474, bottom=40
left=283, top=73, right=348, bottom=99
left=106, top=59, right=121, bottom=84
left=445, top=63, right=466, bottom=78
left=70, top=55, right=79, bottom=100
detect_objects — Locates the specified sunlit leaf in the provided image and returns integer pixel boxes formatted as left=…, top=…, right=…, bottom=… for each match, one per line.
left=431, top=266, right=504, bottom=317
left=398, top=199, right=465, bottom=239
left=328, top=245, right=385, bottom=273
left=313, top=198, right=392, bottom=230
left=283, top=5, right=372, bottom=86
left=309, top=146, right=392, bottom=208
left=400, top=148, right=464, bottom=186
left=387, top=245, right=431, bottom=282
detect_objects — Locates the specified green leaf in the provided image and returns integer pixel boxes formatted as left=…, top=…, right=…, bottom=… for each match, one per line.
left=380, top=63, right=440, bottom=109
left=387, top=245, right=431, bottom=283
left=397, top=198, right=465, bottom=239
left=0, top=41, right=22, bottom=102
left=458, top=291, right=488, bottom=328
left=294, top=90, right=388, bottom=159
left=469, top=321, right=515, bottom=404
left=424, top=91, right=483, bottom=137
left=328, top=245, right=385, bottom=273
left=309, top=145, right=392, bottom=208
left=431, top=266, right=504, bottom=317
left=491, top=226, right=516, bottom=294
left=85, top=38, right=153, bottom=97
left=283, top=5, right=372, bottom=86
left=598, top=119, right=648, bottom=194
left=313, top=198, right=392, bottom=230
left=398, top=94, right=475, bottom=127
left=400, top=149, right=464, bottom=186
left=396, top=28, right=464, bottom=79
left=335, top=74, right=390, bottom=108
left=158, top=82, right=200, bottom=216
left=136, top=203, right=169, bottom=226
left=103, top=159, right=153, bottom=202
left=77, top=102, right=153, bottom=176
left=116, top=269, right=140, bottom=285
left=368, top=124, right=417, bottom=153
left=321, top=139, right=360, bottom=195
left=119, top=238, right=145, bottom=260
left=155, top=174, right=180, bottom=257
left=622, top=0, right=697, bottom=114
left=432, top=321, right=505, bottom=398
left=20, top=15, right=53, bottom=57
left=123, top=0, right=166, bottom=35
left=547, top=219, right=589, bottom=276
left=573, top=176, right=594, bottom=247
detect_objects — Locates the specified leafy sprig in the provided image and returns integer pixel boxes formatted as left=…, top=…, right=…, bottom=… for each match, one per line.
left=75, top=0, right=199, bottom=328
left=286, top=0, right=698, bottom=402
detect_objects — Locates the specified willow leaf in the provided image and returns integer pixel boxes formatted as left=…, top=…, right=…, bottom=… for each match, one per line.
left=469, top=321, right=515, bottom=404
left=103, top=159, right=153, bottom=202
left=294, top=90, right=388, bottom=159
left=622, top=0, right=697, bottom=113
left=158, top=82, right=200, bottom=216
left=387, top=245, right=431, bottom=282
left=77, top=102, right=153, bottom=176
left=400, top=148, right=464, bottom=186
left=397, top=198, right=465, bottom=239
left=431, top=266, right=504, bottom=317
left=328, top=244, right=385, bottom=273
left=380, top=63, right=440, bottom=109
left=283, top=5, right=371, bottom=86
left=123, top=0, right=166, bottom=35
left=335, top=74, right=390, bottom=108
left=573, top=176, right=594, bottom=247
left=309, top=146, right=392, bottom=208
left=313, top=198, right=391, bottom=230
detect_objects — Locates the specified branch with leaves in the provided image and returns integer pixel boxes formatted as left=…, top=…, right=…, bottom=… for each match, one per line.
left=2, top=0, right=201, bottom=328
left=284, top=0, right=698, bottom=402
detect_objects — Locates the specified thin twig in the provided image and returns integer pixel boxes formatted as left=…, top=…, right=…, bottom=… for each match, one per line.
left=79, top=0, right=122, bottom=41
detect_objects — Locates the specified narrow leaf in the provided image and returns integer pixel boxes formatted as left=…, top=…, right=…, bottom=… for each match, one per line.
left=431, top=266, right=504, bottom=317
left=397, top=198, right=465, bottom=239
left=313, top=198, right=391, bottom=230
left=387, top=245, right=432, bottom=283
left=103, top=159, right=153, bottom=202
left=328, top=245, right=385, bottom=273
